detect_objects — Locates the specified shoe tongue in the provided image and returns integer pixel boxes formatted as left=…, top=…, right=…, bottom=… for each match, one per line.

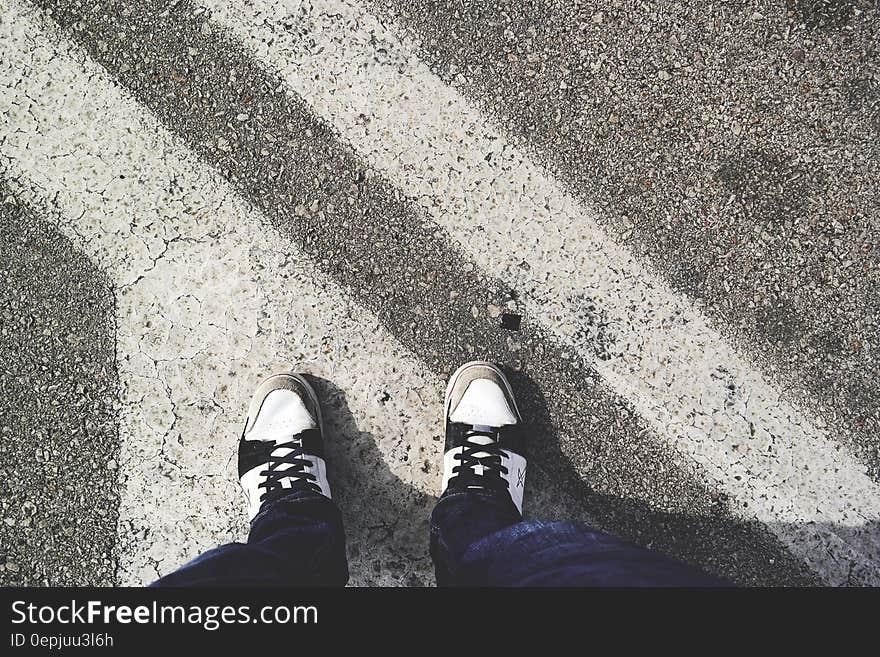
left=268, top=443, right=305, bottom=478
left=464, top=426, right=498, bottom=478
left=270, top=434, right=300, bottom=447
left=467, top=425, right=495, bottom=445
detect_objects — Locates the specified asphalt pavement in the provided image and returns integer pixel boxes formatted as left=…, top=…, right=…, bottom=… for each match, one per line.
left=1, top=0, right=877, bottom=586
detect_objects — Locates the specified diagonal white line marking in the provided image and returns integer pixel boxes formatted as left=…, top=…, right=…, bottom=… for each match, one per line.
left=198, top=0, right=880, bottom=583
left=0, top=1, right=442, bottom=585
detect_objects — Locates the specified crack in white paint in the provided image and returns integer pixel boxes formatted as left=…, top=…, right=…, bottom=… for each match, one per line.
left=195, top=0, right=880, bottom=583
left=3, top=0, right=880, bottom=585
left=1, top=1, right=443, bottom=585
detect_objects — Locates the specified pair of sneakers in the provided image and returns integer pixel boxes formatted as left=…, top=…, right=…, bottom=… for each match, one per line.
left=238, top=361, right=527, bottom=520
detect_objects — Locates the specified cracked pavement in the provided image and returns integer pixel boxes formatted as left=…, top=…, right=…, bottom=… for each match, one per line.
left=1, top=0, right=878, bottom=586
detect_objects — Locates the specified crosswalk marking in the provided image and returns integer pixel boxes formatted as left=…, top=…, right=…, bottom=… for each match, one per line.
left=197, top=0, right=880, bottom=583
left=2, top=0, right=879, bottom=584
left=1, top=0, right=444, bottom=585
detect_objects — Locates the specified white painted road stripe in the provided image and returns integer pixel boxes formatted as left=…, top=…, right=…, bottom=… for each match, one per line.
left=198, top=0, right=880, bottom=583
left=0, top=0, right=443, bottom=585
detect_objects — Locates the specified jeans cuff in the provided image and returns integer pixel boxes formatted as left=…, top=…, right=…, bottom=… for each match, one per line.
left=251, top=489, right=333, bottom=527
left=434, top=487, right=522, bottom=520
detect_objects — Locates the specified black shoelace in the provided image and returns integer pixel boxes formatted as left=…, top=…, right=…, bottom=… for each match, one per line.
left=258, top=439, right=322, bottom=504
left=449, top=428, right=509, bottom=493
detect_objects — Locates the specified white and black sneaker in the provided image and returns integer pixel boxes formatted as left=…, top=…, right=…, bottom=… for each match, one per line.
left=238, top=372, right=331, bottom=521
left=441, top=361, right=528, bottom=513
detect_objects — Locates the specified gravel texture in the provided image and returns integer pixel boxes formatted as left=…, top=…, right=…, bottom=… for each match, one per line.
left=28, top=0, right=817, bottom=584
left=0, top=186, right=119, bottom=586
left=368, top=0, right=880, bottom=476
left=6, top=0, right=879, bottom=586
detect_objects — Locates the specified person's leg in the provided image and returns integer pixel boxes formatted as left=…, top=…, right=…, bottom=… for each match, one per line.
left=152, top=489, right=347, bottom=586
left=429, top=489, right=520, bottom=585
left=431, top=361, right=728, bottom=587
left=431, top=491, right=726, bottom=586
left=429, top=360, right=527, bottom=585
left=153, top=372, right=349, bottom=587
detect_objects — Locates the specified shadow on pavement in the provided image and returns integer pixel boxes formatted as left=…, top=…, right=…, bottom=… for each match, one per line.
left=303, top=370, right=851, bottom=586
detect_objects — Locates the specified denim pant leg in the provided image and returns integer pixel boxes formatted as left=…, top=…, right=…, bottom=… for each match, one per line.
left=430, top=490, right=728, bottom=586
left=152, top=490, right=349, bottom=587
left=429, top=489, right=523, bottom=586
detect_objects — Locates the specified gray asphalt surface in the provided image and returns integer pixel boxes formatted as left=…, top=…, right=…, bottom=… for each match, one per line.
left=1, top=0, right=877, bottom=586
left=369, top=0, right=880, bottom=474
left=0, top=186, right=119, bottom=585
left=24, top=0, right=814, bottom=584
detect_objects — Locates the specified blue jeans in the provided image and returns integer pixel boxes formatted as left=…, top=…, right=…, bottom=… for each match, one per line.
left=153, top=489, right=727, bottom=586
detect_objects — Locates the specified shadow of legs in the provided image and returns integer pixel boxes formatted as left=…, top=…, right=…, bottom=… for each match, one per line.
left=305, top=376, right=438, bottom=586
